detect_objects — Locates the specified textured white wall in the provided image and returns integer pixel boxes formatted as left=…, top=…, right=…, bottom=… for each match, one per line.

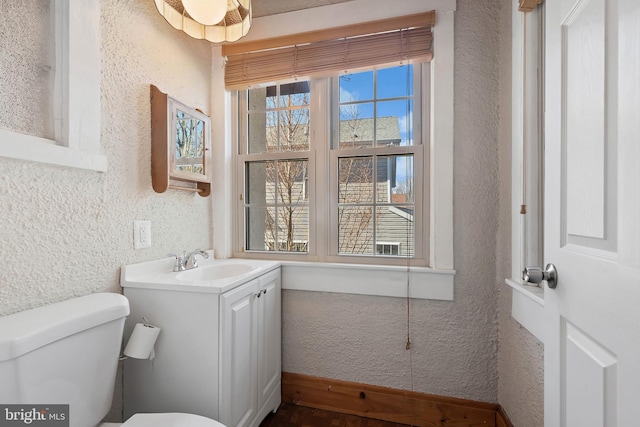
left=281, top=0, right=509, bottom=403
left=0, top=0, right=544, bottom=422
left=496, top=0, right=545, bottom=425
left=0, top=0, right=212, bottom=317
left=0, top=1, right=212, bottom=419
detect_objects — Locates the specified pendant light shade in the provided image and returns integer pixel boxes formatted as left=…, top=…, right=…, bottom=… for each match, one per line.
left=154, top=0, right=252, bottom=43
left=181, top=0, right=227, bottom=26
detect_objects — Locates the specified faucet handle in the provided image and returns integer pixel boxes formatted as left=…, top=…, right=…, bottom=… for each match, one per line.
left=168, top=253, right=185, bottom=272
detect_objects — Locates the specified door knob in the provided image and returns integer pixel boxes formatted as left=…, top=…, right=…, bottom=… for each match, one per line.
left=523, top=263, right=558, bottom=289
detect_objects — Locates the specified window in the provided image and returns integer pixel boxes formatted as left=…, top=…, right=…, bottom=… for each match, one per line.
left=237, top=63, right=427, bottom=265
left=332, top=65, right=421, bottom=260
left=218, top=7, right=454, bottom=297
left=241, top=82, right=311, bottom=253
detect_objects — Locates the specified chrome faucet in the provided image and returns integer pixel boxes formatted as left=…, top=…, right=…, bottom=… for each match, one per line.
left=169, top=250, right=209, bottom=272
left=184, top=249, right=209, bottom=270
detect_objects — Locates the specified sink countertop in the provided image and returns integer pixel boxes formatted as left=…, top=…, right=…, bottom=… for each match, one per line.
left=121, top=252, right=281, bottom=294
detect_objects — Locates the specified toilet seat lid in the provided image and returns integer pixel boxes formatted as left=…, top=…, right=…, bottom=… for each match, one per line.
left=122, top=413, right=226, bottom=427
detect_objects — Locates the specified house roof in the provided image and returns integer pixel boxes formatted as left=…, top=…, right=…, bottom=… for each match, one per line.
left=339, top=116, right=401, bottom=145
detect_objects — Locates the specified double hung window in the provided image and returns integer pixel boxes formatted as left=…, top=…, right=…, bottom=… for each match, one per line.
left=237, top=63, right=427, bottom=265
left=240, top=82, right=311, bottom=253
left=331, top=65, right=423, bottom=260
left=228, top=12, right=438, bottom=267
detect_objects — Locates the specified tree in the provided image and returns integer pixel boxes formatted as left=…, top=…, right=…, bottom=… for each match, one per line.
left=262, top=87, right=309, bottom=251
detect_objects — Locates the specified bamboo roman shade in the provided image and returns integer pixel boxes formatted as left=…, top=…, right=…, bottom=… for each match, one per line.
left=223, top=11, right=435, bottom=90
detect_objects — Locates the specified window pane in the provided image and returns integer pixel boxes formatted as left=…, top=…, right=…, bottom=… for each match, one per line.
left=278, top=81, right=310, bottom=107
left=248, top=112, right=266, bottom=153
left=376, top=65, right=413, bottom=99
left=248, top=86, right=271, bottom=111
left=248, top=110, right=278, bottom=154
left=245, top=159, right=309, bottom=253
left=246, top=206, right=272, bottom=251
left=337, top=65, right=414, bottom=149
left=338, top=157, right=373, bottom=204
left=275, top=206, right=309, bottom=252
left=278, top=108, right=309, bottom=151
left=392, top=154, right=414, bottom=203
left=376, top=206, right=414, bottom=257
left=248, top=82, right=310, bottom=153
left=0, top=0, right=55, bottom=139
left=338, top=206, right=373, bottom=255
left=376, top=154, right=414, bottom=203
left=246, top=161, right=271, bottom=204
left=376, top=100, right=413, bottom=146
left=339, top=71, right=374, bottom=102
left=339, top=103, right=373, bottom=149
left=246, top=204, right=310, bottom=253
left=338, top=154, right=414, bottom=258
left=276, top=160, right=308, bottom=203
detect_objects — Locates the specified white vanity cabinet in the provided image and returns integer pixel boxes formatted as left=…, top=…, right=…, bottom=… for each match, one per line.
left=121, top=258, right=281, bottom=427
left=219, top=268, right=281, bottom=427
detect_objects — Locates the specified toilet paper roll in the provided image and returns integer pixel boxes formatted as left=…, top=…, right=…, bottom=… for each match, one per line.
left=124, top=323, right=161, bottom=359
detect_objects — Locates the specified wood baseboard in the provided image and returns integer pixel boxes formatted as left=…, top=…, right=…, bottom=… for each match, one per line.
left=496, top=405, right=514, bottom=427
left=282, top=372, right=513, bottom=427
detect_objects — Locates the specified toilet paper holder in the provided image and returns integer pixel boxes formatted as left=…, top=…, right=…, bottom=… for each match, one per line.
left=120, top=317, right=161, bottom=361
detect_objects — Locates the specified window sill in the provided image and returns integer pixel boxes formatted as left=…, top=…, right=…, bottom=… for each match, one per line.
left=505, top=278, right=544, bottom=341
left=505, top=278, right=544, bottom=305
left=0, top=130, right=107, bottom=172
left=281, top=261, right=454, bottom=300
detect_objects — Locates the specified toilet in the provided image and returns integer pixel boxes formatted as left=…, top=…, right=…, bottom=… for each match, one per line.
left=0, top=293, right=225, bottom=427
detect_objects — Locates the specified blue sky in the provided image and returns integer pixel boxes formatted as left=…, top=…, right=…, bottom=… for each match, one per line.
left=338, top=64, right=415, bottom=192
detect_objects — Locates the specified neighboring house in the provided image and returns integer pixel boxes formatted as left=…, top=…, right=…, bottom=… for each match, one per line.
left=260, top=115, right=414, bottom=256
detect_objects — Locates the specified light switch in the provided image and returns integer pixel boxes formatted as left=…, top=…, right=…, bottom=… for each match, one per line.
left=134, top=220, right=151, bottom=249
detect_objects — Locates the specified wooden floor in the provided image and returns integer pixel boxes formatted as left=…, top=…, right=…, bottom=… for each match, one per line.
left=259, top=403, right=413, bottom=427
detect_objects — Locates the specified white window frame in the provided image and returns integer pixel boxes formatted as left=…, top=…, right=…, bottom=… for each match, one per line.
left=327, top=64, right=427, bottom=266
left=236, top=65, right=428, bottom=267
left=236, top=78, right=315, bottom=258
left=505, top=4, right=545, bottom=341
left=215, top=2, right=455, bottom=300
left=0, top=0, right=106, bottom=172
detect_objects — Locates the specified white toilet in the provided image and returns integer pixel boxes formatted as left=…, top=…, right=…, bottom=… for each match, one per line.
left=0, top=293, right=226, bottom=427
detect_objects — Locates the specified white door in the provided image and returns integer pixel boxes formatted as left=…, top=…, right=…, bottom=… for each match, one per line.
left=543, top=0, right=640, bottom=425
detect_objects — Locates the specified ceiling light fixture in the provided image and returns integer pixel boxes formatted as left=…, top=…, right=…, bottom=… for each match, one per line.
left=181, top=0, right=227, bottom=26
left=153, top=0, right=252, bottom=43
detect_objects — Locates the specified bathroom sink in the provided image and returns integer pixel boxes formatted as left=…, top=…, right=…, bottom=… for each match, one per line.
left=120, top=252, right=280, bottom=294
left=176, top=262, right=257, bottom=282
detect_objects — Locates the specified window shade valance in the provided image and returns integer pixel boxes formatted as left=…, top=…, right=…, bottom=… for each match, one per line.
left=223, top=11, right=435, bottom=90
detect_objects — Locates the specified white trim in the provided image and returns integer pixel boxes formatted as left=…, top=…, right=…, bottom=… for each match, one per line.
left=283, top=262, right=454, bottom=300
left=388, top=206, right=413, bottom=221
left=212, top=45, right=234, bottom=259
left=507, top=2, right=545, bottom=336
left=510, top=6, right=543, bottom=281
left=505, top=278, right=545, bottom=341
left=240, top=0, right=456, bottom=43
left=215, top=2, right=456, bottom=299
left=0, top=0, right=105, bottom=172
left=429, top=10, right=454, bottom=269
left=0, top=130, right=107, bottom=172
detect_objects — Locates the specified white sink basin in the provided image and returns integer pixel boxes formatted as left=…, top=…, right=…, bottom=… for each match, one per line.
left=120, top=252, right=280, bottom=294
left=176, top=262, right=257, bottom=282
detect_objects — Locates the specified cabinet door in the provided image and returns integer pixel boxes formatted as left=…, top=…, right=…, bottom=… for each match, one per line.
left=257, top=269, right=281, bottom=408
left=220, top=279, right=259, bottom=427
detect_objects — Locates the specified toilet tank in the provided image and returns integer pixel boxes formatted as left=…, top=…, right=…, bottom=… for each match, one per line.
left=0, top=293, right=130, bottom=427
